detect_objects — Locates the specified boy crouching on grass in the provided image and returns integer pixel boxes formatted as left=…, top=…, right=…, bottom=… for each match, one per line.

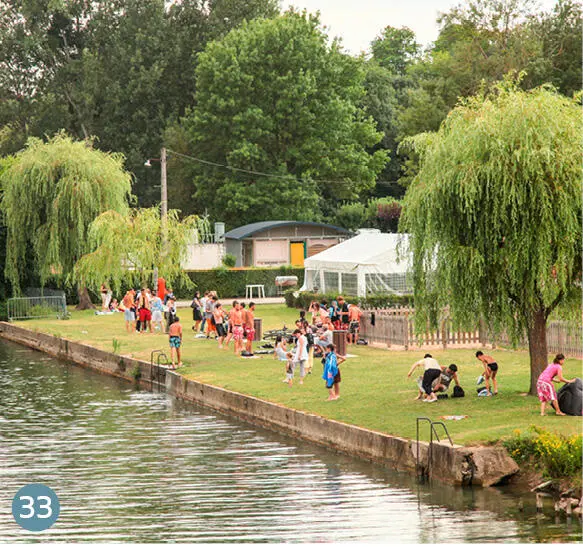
left=168, top=315, right=183, bottom=369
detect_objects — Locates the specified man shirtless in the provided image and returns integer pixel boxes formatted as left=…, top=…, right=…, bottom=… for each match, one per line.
left=476, top=351, right=499, bottom=395
left=229, top=302, right=245, bottom=354
left=224, top=300, right=238, bottom=349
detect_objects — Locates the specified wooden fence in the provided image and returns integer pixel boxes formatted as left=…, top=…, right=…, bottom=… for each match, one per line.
left=358, top=308, right=582, bottom=356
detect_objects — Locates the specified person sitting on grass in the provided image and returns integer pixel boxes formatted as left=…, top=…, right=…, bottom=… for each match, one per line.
left=536, top=353, right=575, bottom=416
left=168, top=315, right=183, bottom=369
left=407, top=353, right=442, bottom=403
left=420, top=364, right=460, bottom=396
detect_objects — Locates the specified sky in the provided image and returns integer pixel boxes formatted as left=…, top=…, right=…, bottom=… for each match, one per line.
left=281, top=0, right=559, bottom=54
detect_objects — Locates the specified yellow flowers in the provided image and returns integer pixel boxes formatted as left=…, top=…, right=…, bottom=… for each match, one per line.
left=503, top=426, right=582, bottom=479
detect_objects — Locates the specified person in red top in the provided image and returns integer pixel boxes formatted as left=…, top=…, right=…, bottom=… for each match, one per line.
left=347, top=304, right=363, bottom=344
left=244, top=302, right=256, bottom=353
left=168, top=315, right=183, bottom=369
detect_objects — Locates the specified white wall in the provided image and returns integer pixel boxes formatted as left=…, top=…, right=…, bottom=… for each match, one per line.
left=254, top=239, right=289, bottom=266
left=182, top=243, right=224, bottom=270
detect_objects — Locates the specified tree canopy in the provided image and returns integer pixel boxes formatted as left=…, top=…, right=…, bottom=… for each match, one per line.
left=400, top=81, right=582, bottom=393
left=1, top=133, right=132, bottom=292
left=175, top=10, right=387, bottom=226
left=73, top=208, right=209, bottom=294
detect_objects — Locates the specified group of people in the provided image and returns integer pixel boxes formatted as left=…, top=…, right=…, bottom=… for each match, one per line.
left=407, top=350, right=576, bottom=416
left=190, top=291, right=257, bottom=354
left=407, top=351, right=499, bottom=403
left=307, top=296, right=363, bottom=344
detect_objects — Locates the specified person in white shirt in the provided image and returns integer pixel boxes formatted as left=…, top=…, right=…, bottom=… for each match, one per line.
left=292, top=329, right=309, bottom=385
left=407, top=353, right=442, bottom=402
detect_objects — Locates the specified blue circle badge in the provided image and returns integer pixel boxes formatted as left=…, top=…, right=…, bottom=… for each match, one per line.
left=12, top=483, right=60, bottom=532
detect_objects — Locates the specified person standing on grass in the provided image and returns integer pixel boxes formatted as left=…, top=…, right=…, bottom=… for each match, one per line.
left=323, top=343, right=345, bottom=400
left=292, top=329, right=309, bottom=384
left=205, top=295, right=217, bottom=338
left=224, top=300, right=239, bottom=350
left=274, top=335, right=294, bottom=387
left=191, top=291, right=203, bottom=333
left=199, top=291, right=209, bottom=332
left=213, top=302, right=227, bottom=349
left=168, top=315, right=183, bottom=369
left=122, top=289, right=136, bottom=333
left=228, top=301, right=245, bottom=354
left=244, top=302, right=256, bottom=354
left=536, top=353, right=575, bottom=416
left=475, top=351, right=499, bottom=395
left=165, top=297, right=178, bottom=333
left=407, top=353, right=442, bottom=403
left=337, top=296, right=350, bottom=332
left=137, top=288, right=152, bottom=333
left=347, top=303, right=362, bottom=344
left=150, top=293, right=164, bottom=332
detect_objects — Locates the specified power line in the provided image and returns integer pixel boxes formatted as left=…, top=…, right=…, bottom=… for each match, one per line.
left=166, top=148, right=403, bottom=187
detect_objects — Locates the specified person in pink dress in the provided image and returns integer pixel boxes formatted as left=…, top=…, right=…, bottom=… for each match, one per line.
left=536, top=353, right=575, bottom=416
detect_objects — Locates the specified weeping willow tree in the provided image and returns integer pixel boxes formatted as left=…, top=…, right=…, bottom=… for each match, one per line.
left=401, top=80, right=582, bottom=395
left=73, top=208, right=210, bottom=295
left=1, top=133, right=132, bottom=308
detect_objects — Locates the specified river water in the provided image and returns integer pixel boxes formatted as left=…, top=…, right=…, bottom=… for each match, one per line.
left=0, top=340, right=580, bottom=543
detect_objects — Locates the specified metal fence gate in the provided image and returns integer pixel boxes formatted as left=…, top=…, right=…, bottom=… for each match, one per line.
left=7, top=295, right=68, bottom=321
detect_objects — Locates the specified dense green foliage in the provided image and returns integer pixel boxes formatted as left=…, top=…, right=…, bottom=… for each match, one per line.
left=1, top=134, right=132, bottom=292
left=284, top=290, right=412, bottom=310
left=73, top=208, right=209, bottom=294
left=504, top=427, right=582, bottom=479
left=179, top=267, right=304, bottom=299
left=174, top=10, right=387, bottom=226
left=400, top=82, right=582, bottom=392
left=0, top=0, right=278, bottom=205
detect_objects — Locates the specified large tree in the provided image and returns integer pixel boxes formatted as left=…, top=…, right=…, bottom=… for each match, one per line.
left=1, top=133, right=132, bottom=307
left=73, top=208, right=209, bottom=294
left=177, top=10, right=387, bottom=226
left=400, top=81, right=581, bottom=394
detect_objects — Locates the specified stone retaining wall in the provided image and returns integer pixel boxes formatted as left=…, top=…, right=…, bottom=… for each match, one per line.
left=0, top=322, right=518, bottom=487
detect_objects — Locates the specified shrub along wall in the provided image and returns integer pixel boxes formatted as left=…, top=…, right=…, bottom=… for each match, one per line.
left=179, top=267, right=305, bottom=299
left=285, top=290, right=413, bottom=309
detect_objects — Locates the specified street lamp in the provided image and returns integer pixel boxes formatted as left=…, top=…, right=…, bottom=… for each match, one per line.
left=145, top=147, right=168, bottom=295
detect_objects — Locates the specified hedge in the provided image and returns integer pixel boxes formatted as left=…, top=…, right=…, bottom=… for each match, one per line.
left=179, top=267, right=304, bottom=299
left=284, top=290, right=413, bottom=310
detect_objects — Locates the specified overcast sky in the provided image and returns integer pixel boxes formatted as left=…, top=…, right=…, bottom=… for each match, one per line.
left=281, top=0, right=559, bottom=54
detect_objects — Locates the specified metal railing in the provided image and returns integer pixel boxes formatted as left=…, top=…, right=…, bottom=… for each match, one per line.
left=416, top=417, right=454, bottom=482
left=7, top=295, right=68, bottom=321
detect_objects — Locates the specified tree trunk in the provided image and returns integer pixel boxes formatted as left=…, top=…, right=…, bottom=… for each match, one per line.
left=526, top=307, right=548, bottom=395
left=76, top=285, right=95, bottom=310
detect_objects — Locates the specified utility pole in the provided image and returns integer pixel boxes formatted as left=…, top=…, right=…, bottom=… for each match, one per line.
left=161, top=146, right=168, bottom=248
left=153, top=147, right=168, bottom=296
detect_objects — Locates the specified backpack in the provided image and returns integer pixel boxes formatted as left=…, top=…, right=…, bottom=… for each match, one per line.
left=452, top=385, right=465, bottom=398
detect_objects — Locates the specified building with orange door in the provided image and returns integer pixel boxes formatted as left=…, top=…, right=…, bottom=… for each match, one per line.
left=224, top=221, right=351, bottom=268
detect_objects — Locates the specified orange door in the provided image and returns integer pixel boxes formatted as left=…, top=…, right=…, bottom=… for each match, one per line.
left=290, top=242, right=305, bottom=267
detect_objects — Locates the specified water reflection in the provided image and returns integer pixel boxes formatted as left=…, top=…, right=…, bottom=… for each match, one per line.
left=0, top=341, right=579, bottom=543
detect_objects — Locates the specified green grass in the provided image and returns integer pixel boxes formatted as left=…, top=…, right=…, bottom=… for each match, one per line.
left=20, top=304, right=582, bottom=445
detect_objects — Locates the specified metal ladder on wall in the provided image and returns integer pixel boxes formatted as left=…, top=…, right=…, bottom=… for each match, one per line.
left=416, top=417, right=454, bottom=481
left=150, top=350, right=170, bottom=391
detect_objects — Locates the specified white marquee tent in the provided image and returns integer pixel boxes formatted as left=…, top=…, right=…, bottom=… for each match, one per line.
left=302, top=229, right=413, bottom=297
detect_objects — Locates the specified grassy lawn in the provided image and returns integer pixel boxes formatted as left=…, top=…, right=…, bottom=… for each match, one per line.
left=19, top=304, right=582, bottom=446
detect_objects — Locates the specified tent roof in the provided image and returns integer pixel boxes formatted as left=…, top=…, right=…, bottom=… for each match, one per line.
left=304, top=230, right=411, bottom=273
left=224, top=220, right=350, bottom=240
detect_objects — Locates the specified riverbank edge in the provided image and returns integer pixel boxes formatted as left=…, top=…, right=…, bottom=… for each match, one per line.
left=0, top=321, right=519, bottom=487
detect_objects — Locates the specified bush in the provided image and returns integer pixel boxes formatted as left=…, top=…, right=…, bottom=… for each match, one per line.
left=221, top=253, right=237, bottom=268
left=177, top=267, right=304, bottom=299
left=284, top=290, right=412, bottom=309
left=503, top=426, right=582, bottom=479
